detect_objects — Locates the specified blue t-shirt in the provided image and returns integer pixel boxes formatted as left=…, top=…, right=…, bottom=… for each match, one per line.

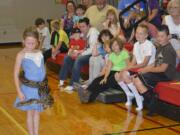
left=97, top=44, right=106, bottom=57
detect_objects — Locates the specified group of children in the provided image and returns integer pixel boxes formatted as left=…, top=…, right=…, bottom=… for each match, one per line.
left=76, top=24, right=179, bottom=115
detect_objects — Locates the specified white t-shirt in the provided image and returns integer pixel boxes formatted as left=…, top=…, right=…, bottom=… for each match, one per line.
left=133, top=40, right=156, bottom=65
left=81, top=27, right=99, bottom=56
left=165, top=15, right=180, bottom=37
left=38, top=27, right=51, bottom=50
left=165, top=15, right=180, bottom=65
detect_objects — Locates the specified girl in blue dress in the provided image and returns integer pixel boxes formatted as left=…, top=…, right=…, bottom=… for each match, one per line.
left=14, top=26, right=53, bottom=135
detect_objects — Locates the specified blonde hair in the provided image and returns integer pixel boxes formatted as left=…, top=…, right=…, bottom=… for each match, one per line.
left=106, top=9, right=118, bottom=25
left=167, top=0, right=180, bottom=13
left=50, top=19, right=61, bottom=31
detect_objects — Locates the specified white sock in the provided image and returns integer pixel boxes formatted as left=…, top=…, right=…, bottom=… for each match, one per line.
left=127, top=83, right=143, bottom=110
left=118, top=81, right=134, bottom=106
left=59, top=80, right=64, bottom=86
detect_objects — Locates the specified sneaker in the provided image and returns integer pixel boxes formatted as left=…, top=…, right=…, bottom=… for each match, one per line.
left=125, top=95, right=134, bottom=106
left=58, top=80, right=64, bottom=87
left=64, top=86, right=74, bottom=94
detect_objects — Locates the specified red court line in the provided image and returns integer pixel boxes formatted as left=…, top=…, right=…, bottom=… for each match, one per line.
left=113, top=103, right=180, bottom=134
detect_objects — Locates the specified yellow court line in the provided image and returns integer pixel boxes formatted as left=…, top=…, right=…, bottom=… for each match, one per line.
left=0, top=106, right=28, bottom=135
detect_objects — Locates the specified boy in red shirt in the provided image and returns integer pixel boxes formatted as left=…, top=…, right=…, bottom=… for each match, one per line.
left=68, top=27, right=86, bottom=59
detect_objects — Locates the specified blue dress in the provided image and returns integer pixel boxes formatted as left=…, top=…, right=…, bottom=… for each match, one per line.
left=14, top=52, right=45, bottom=112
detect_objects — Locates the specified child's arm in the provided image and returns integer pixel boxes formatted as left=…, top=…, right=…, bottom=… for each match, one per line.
left=100, top=60, right=112, bottom=85
left=14, top=52, right=25, bottom=101
left=147, top=63, right=168, bottom=73
left=39, top=36, right=45, bottom=49
left=53, top=41, right=62, bottom=52
left=129, top=56, right=151, bottom=69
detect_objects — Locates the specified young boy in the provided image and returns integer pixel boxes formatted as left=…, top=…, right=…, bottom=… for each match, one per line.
left=115, top=24, right=156, bottom=111
left=50, top=20, right=69, bottom=59
left=73, top=4, right=86, bottom=27
left=67, top=27, right=86, bottom=59
left=35, top=18, right=53, bottom=62
left=35, top=18, right=51, bottom=51
left=59, top=27, right=86, bottom=90
left=133, top=25, right=177, bottom=115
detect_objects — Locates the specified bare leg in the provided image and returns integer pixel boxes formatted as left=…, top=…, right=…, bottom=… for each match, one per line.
left=27, top=110, right=34, bottom=135
left=33, top=110, right=40, bottom=135
left=133, top=77, right=148, bottom=94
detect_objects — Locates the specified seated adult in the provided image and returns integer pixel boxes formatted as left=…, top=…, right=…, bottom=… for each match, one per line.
left=58, top=17, right=99, bottom=92
left=81, top=0, right=93, bottom=9
left=84, top=0, right=118, bottom=31
left=163, top=0, right=180, bottom=61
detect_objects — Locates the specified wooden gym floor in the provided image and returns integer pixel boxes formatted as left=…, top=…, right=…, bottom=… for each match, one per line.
left=0, top=45, right=179, bottom=135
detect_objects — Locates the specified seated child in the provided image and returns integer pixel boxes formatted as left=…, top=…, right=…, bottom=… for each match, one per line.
left=115, top=24, right=156, bottom=111
left=50, top=20, right=69, bottom=60
left=86, top=29, right=113, bottom=86
left=73, top=4, right=86, bottom=27
left=35, top=18, right=54, bottom=63
left=67, top=27, right=86, bottom=59
left=35, top=18, right=51, bottom=51
left=58, top=27, right=86, bottom=92
left=133, top=25, right=178, bottom=115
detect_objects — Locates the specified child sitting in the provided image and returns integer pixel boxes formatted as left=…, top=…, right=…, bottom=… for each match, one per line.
left=67, top=27, right=86, bottom=59
left=73, top=4, right=86, bottom=27
left=85, top=29, right=113, bottom=86
left=115, top=24, right=156, bottom=111
left=133, top=25, right=178, bottom=115
left=50, top=20, right=69, bottom=59
left=58, top=27, right=86, bottom=93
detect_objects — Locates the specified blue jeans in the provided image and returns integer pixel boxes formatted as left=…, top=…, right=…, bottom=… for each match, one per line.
left=70, top=55, right=91, bottom=85
left=59, top=55, right=74, bottom=80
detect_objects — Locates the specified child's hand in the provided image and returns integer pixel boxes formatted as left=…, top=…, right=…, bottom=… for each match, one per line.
left=100, top=77, right=107, bottom=85
left=18, top=92, right=25, bottom=101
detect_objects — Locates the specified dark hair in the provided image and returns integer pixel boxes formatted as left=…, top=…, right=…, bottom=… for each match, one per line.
left=79, top=17, right=90, bottom=25
left=35, top=18, right=45, bottom=27
left=158, top=24, right=170, bottom=35
left=66, top=0, right=76, bottom=11
left=72, top=27, right=81, bottom=34
left=98, top=29, right=113, bottom=44
left=23, top=26, right=39, bottom=41
left=110, top=37, right=124, bottom=51
left=76, top=4, right=87, bottom=12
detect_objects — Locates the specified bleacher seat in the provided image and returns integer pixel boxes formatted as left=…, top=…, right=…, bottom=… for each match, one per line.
left=97, top=88, right=126, bottom=103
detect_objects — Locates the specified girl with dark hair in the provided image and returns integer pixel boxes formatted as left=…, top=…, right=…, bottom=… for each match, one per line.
left=82, top=29, right=113, bottom=87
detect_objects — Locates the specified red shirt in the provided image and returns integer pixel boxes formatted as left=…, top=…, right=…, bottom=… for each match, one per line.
left=69, top=38, right=86, bottom=50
